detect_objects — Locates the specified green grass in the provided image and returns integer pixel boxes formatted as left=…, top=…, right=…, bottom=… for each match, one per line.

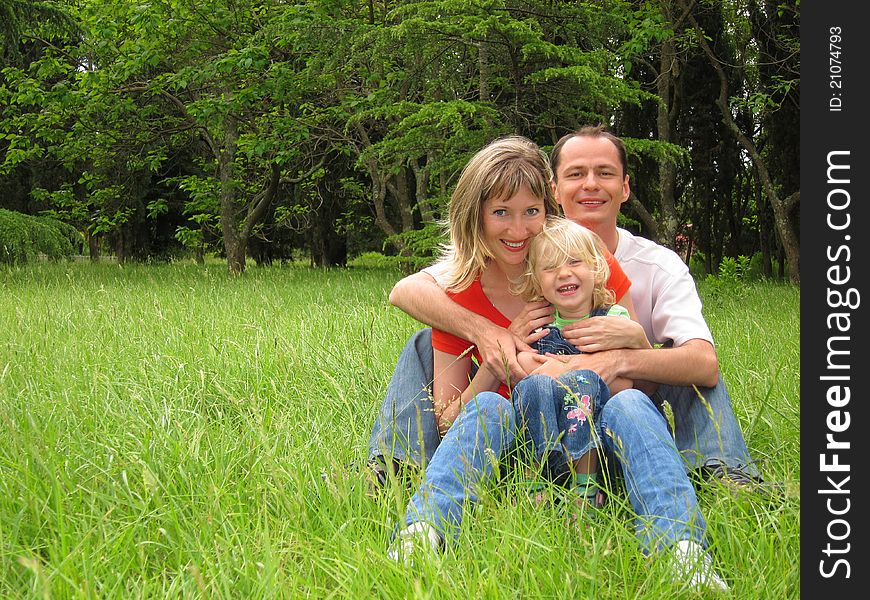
left=0, top=262, right=799, bottom=599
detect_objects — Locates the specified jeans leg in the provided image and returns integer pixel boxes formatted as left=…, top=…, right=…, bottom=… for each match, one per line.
left=600, top=389, right=707, bottom=554
left=403, top=392, right=516, bottom=540
left=654, top=375, right=760, bottom=478
left=367, top=329, right=441, bottom=468
left=513, top=370, right=607, bottom=481
left=555, top=370, right=610, bottom=463
left=513, top=375, right=562, bottom=464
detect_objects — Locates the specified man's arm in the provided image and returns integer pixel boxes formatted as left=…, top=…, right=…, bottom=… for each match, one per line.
left=389, top=271, right=533, bottom=384
left=550, top=338, right=719, bottom=388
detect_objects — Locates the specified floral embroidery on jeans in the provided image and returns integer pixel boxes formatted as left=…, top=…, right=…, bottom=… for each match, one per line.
left=566, top=394, right=592, bottom=432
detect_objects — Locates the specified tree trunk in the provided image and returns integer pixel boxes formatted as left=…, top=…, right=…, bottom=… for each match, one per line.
left=412, top=157, right=434, bottom=222
left=87, top=232, right=101, bottom=262
left=388, top=166, right=415, bottom=232
left=626, top=192, right=658, bottom=236
left=684, top=0, right=800, bottom=283
left=218, top=114, right=246, bottom=276
left=478, top=35, right=491, bottom=102
left=365, top=158, right=400, bottom=245
left=655, top=34, right=679, bottom=246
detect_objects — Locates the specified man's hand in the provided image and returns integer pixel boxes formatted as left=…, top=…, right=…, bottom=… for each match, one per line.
left=508, top=300, right=555, bottom=345
left=561, top=316, right=651, bottom=352
left=543, top=350, right=624, bottom=384
left=474, top=324, right=534, bottom=386
left=532, top=352, right=635, bottom=392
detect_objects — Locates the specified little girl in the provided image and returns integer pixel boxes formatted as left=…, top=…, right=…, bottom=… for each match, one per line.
left=512, top=217, right=632, bottom=508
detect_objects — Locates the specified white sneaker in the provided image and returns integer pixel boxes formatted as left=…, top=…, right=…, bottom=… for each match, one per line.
left=669, top=540, right=729, bottom=592
left=387, top=522, right=443, bottom=565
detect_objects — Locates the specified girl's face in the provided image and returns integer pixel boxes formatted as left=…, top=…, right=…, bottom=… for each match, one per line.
left=481, top=184, right=546, bottom=272
left=536, top=257, right=596, bottom=319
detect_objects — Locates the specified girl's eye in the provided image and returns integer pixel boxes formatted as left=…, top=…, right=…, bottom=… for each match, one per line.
left=569, top=259, right=584, bottom=266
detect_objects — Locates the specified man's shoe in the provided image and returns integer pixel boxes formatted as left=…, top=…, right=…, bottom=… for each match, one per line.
left=705, top=462, right=783, bottom=499
left=387, top=522, right=443, bottom=565
left=668, top=540, right=729, bottom=592
left=363, top=456, right=414, bottom=498
left=364, top=458, right=390, bottom=497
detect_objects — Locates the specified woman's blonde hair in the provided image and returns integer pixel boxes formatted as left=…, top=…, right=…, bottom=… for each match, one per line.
left=514, top=217, right=615, bottom=308
left=434, top=135, right=559, bottom=292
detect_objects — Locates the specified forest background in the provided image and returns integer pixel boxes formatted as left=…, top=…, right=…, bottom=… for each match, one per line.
left=0, top=0, right=799, bottom=282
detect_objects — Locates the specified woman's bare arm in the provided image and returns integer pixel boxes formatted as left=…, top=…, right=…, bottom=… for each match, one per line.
left=432, top=348, right=501, bottom=436
left=390, top=271, right=533, bottom=384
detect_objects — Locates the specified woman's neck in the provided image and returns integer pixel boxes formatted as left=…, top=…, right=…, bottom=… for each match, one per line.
left=486, top=258, right=525, bottom=282
left=479, top=259, right=527, bottom=319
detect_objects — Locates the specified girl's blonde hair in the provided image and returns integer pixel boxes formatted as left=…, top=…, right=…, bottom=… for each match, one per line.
left=434, top=135, right=559, bottom=292
left=514, top=217, right=615, bottom=308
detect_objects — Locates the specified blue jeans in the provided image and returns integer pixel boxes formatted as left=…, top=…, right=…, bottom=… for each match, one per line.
left=368, top=329, right=441, bottom=467
left=368, top=329, right=759, bottom=478
left=402, top=392, right=516, bottom=539
left=599, top=388, right=708, bottom=552
left=650, top=382, right=758, bottom=477
left=513, top=371, right=610, bottom=480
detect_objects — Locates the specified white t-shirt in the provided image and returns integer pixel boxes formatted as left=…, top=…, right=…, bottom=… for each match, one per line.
left=613, top=227, right=714, bottom=347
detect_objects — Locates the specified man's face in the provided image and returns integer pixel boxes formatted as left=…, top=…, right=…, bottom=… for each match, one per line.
left=551, top=136, right=630, bottom=233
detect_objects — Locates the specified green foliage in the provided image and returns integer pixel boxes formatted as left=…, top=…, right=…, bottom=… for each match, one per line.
left=387, top=221, right=447, bottom=274
left=0, top=0, right=801, bottom=277
left=703, top=255, right=753, bottom=303
left=347, top=251, right=401, bottom=270
left=0, top=208, right=79, bottom=263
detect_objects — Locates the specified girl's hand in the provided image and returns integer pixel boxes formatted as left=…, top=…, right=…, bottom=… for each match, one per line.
left=527, top=354, right=574, bottom=380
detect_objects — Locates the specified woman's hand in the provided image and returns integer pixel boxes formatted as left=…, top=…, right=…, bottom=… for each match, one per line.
left=508, top=300, right=555, bottom=345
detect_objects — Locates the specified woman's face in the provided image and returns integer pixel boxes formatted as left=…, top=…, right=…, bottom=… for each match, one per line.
left=480, top=184, right=547, bottom=270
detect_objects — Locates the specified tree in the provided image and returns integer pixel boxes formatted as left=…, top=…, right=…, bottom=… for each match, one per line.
left=681, top=0, right=799, bottom=283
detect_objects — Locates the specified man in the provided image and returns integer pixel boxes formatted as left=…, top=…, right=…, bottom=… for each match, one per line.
left=367, top=125, right=761, bottom=489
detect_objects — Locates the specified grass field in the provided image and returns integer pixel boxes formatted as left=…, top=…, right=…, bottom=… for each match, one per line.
left=0, top=261, right=799, bottom=598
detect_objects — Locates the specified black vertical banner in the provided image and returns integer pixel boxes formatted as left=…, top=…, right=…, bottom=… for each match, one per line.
left=802, top=2, right=868, bottom=597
